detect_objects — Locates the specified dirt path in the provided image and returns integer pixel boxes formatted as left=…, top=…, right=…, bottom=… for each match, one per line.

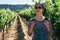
left=0, top=15, right=32, bottom=40
left=19, top=17, right=31, bottom=40
left=8, top=15, right=18, bottom=40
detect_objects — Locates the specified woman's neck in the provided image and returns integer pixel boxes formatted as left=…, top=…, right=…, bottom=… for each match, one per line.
left=36, top=14, right=43, bottom=19
left=35, top=14, right=45, bottom=21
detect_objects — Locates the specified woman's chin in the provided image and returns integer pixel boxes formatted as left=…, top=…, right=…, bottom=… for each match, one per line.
left=37, top=11, right=41, bottom=13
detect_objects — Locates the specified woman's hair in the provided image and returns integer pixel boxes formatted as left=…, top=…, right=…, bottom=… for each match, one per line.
left=34, top=2, right=44, bottom=9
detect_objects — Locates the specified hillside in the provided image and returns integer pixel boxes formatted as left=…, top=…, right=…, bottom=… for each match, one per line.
left=0, top=4, right=31, bottom=11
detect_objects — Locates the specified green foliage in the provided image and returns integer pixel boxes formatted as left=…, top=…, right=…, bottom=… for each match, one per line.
left=43, top=1, right=60, bottom=39
left=0, top=9, right=16, bottom=29
left=32, top=0, right=43, bottom=2
left=18, top=6, right=35, bottom=21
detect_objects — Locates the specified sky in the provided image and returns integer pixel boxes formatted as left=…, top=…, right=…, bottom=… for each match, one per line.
left=0, top=0, right=46, bottom=5
left=0, top=0, right=34, bottom=5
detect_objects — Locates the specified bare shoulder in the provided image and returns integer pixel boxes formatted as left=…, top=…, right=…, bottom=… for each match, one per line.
left=29, top=17, right=35, bottom=24
left=29, top=17, right=35, bottom=22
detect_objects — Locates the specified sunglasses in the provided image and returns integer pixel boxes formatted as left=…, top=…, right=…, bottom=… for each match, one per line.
left=35, top=5, right=42, bottom=9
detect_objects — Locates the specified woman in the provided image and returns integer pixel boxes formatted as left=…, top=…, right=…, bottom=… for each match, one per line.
left=28, top=3, right=53, bottom=40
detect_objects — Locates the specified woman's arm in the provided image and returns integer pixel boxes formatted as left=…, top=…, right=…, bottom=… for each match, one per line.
left=28, top=21, right=35, bottom=36
left=44, top=20, right=53, bottom=37
left=44, top=20, right=50, bottom=31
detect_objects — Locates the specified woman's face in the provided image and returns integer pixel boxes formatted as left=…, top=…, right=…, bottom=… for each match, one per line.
left=35, top=4, right=43, bottom=14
